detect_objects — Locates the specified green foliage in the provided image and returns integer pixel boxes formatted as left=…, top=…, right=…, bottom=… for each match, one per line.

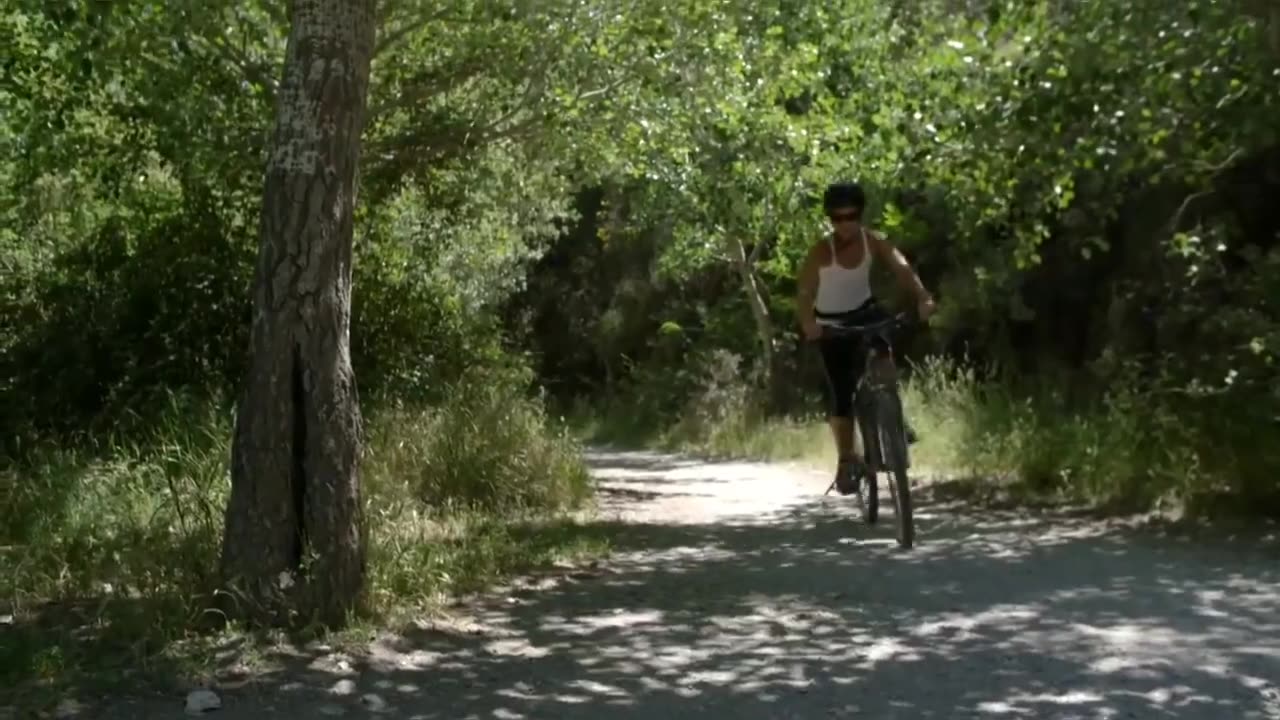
left=903, top=356, right=1280, bottom=514
left=1, top=382, right=599, bottom=703
left=0, top=201, right=254, bottom=443
left=2, top=1, right=615, bottom=420
left=2, top=1, right=275, bottom=439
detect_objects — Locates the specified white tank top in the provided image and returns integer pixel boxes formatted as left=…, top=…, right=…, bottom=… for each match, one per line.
left=814, top=228, right=873, bottom=319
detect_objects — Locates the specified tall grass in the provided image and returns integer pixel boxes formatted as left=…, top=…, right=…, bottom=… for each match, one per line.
left=1, top=396, right=234, bottom=702
left=1, top=383, right=601, bottom=706
left=583, top=351, right=1278, bottom=517
left=900, top=357, right=1199, bottom=508
left=902, top=357, right=1280, bottom=515
left=576, top=348, right=831, bottom=463
left=362, top=379, right=598, bottom=612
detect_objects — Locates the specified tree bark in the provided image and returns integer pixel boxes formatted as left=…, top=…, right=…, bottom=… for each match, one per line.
left=219, top=0, right=377, bottom=628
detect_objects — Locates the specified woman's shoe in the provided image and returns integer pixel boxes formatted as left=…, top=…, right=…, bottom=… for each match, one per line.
left=835, top=455, right=866, bottom=496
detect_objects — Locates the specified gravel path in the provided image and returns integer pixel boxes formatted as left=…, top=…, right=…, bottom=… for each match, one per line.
left=103, top=449, right=1280, bottom=719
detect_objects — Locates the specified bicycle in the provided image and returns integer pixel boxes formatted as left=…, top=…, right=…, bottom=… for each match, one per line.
left=816, top=312, right=916, bottom=549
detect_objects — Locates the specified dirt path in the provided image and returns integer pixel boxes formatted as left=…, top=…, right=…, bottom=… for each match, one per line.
left=105, top=450, right=1279, bottom=719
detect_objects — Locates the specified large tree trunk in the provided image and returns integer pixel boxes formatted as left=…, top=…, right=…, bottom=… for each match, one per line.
left=219, top=0, right=377, bottom=628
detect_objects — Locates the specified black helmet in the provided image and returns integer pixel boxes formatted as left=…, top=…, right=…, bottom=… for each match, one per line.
left=822, top=181, right=866, bottom=216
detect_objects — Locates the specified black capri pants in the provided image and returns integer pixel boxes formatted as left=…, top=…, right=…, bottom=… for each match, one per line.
left=816, top=300, right=892, bottom=419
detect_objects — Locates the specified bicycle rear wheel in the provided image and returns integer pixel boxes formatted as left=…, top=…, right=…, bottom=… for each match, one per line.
left=877, top=391, right=914, bottom=549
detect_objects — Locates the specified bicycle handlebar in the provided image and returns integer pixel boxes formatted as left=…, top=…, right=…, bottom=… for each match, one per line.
left=813, top=312, right=914, bottom=340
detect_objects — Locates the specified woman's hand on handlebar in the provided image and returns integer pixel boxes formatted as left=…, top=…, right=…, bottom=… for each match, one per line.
left=917, top=292, right=938, bottom=322
left=802, top=317, right=822, bottom=341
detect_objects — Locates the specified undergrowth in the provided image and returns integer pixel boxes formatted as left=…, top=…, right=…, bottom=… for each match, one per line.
left=575, top=348, right=831, bottom=463
left=582, top=351, right=1280, bottom=517
left=0, top=382, right=602, bottom=708
left=902, top=357, right=1280, bottom=516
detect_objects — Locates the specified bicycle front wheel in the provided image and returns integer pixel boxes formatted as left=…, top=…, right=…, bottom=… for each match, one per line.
left=876, top=391, right=914, bottom=549
left=855, top=393, right=880, bottom=525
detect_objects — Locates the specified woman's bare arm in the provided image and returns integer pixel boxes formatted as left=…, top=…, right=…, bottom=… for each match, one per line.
left=869, top=232, right=932, bottom=304
left=795, top=243, right=823, bottom=327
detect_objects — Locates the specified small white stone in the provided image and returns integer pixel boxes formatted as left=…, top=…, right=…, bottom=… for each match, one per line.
left=329, top=678, right=357, bottom=696
left=184, top=689, right=221, bottom=715
left=360, top=694, right=389, bottom=713
left=54, top=699, right=84, bottom=718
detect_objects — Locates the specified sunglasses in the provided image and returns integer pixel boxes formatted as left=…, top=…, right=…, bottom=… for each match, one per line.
left=828, top=211, right=859, bottom=223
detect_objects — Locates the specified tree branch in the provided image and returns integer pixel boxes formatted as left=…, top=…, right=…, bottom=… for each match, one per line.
left=193, top=36, right=279, bottom=103
left=369, top=57, right=491, bottom=120
left=574, top=73, right=634, bottom=103
left=262, top=0, right=289, bottom=29
left=367, top=104, right=550, bottom=185
left=375, top=6, right=472, bottom=57
left=464, top=73, right=548, bottom=141
left=1168, top=147, right=1247, bottom=232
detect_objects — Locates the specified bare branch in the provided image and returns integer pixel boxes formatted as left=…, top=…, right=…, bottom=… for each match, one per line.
left=462, top=73, right=548, bottom=142
left=574, top=74, right=632, bottom=102
left=375, top=6, right=471, bottom=57
left=262, top=0, right=289, bottom=28
left=1196, top=147, right=1245, bottom=175
left=570, top=52, right=652, bottom=105
left=371, top=24, right=565, bottom=119
left=369, top=57, right=491, bottom=119
left=192, top=36, right=279, bottom=103
left=1169, top=189, right=1215, bottom=235
left=367, top=100, right=550, bottom=174
left=1168, top=147, right=1247, bottom=233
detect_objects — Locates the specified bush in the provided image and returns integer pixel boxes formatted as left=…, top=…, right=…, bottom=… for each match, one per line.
left=579, top=347, right=829, bottom=462
left=351, top=234, right=521, bottom=407
left=666, top=348, right=823, bottom=459
left=0, top=207, right=254, bottom=445
left=901, top=356, right=1278, bottom=515
left=365, top=372, right=593, bottom=514
left=584, top=347, right=1278, bottom=516
left=0, top=186, right=532, bottom=447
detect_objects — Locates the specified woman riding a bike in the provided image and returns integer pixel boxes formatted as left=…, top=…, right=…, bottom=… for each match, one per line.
left=795, top=181, right=937, bottom=495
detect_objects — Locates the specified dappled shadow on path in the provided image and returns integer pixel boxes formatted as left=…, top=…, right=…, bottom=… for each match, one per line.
left=97, top=452, right=1280, bottom=719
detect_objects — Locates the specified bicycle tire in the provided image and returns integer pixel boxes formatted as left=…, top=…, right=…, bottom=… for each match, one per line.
left=877, top=390, right=914, bottom=549
left=855, top=393, right=879, bottom=525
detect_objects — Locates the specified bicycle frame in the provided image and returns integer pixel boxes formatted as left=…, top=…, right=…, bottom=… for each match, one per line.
left=821, top=311, right=907, bottom=390
left=817, top=312, right=910, bottom=345
left=817, top=312, right=916, bottom=547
